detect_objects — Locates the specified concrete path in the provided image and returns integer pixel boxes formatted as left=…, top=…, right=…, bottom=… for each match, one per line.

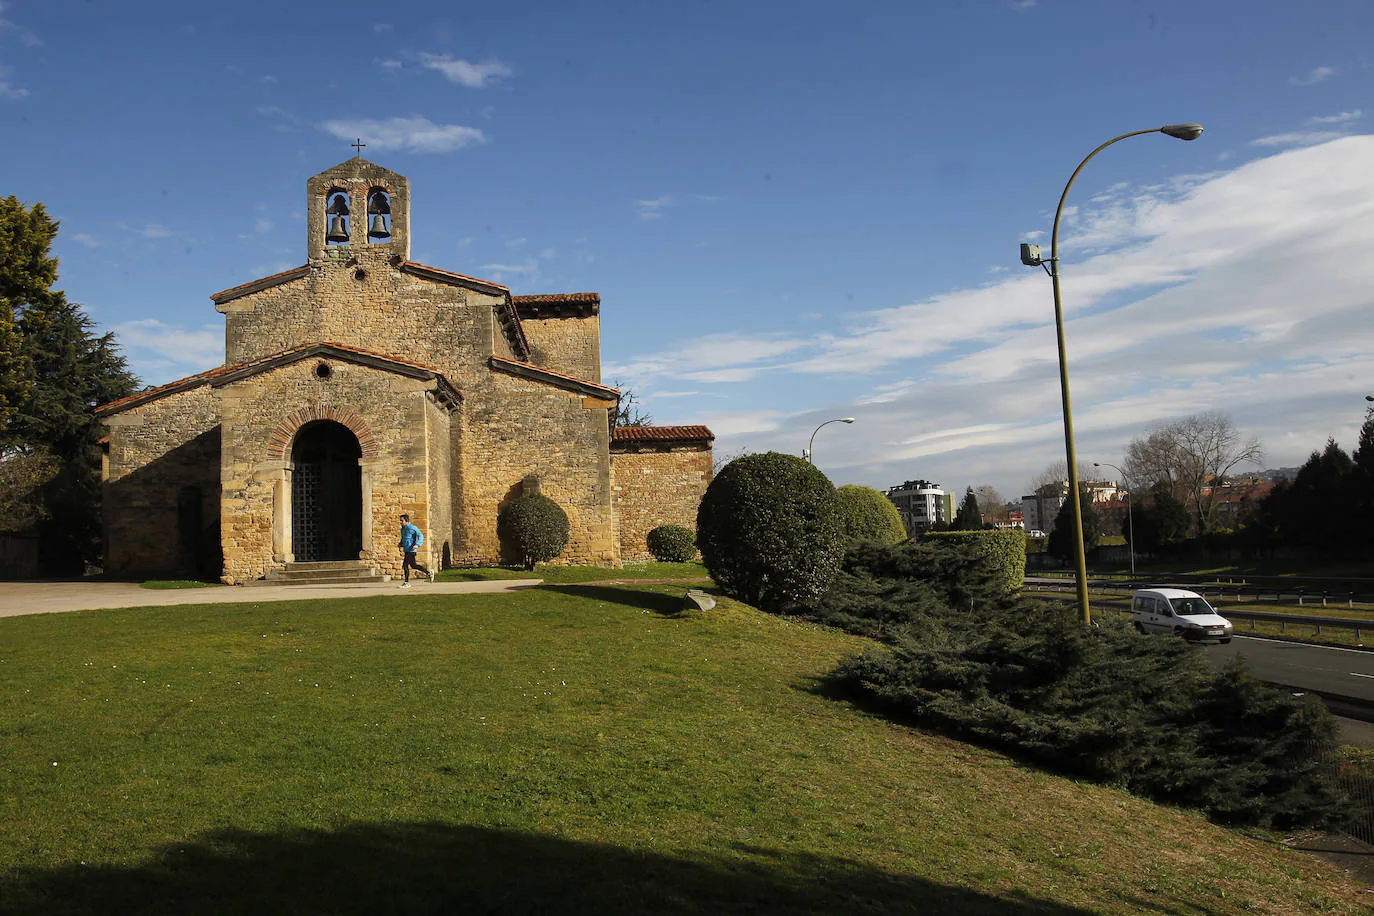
left=0, top=578, right=542, bottom=618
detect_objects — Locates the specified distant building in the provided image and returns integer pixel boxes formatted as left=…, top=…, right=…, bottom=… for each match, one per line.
left=1020, top=479, right=1122, bottom=536
left=885, top=479, right=949, bottom=535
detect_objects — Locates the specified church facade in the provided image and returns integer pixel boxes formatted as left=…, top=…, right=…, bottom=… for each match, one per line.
left=97, top=157, right=713, bottom=583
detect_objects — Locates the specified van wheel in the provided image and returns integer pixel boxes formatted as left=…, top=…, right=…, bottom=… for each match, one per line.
left=1173, top=626, right=1186, bottom=638
left=1133, top=622, right=1147, bottom=634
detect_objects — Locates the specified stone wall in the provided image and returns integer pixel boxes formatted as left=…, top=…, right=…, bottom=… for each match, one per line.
left=217, top=359, right=442, bottom=583
left=455, top=372, right=618, bottom=567
left=521, top=315, right=601, bottom=383
left=611, top=445, right=712, bottom=561
left=425, top=394, right=454, bottom=569
left=103, top=386, right=222, bottom=578
left=219, top=259, right=510, bottom=393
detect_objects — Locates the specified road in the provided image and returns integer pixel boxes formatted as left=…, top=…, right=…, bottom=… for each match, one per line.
left=1205, top=636, right=1374, bottom=701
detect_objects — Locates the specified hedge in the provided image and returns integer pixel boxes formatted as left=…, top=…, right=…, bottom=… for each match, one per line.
left=696, top=452, right=845, bottom=612
left=497, top=494, right=570, bottom=570
left=646, top=525, right=696, bottom=562
left=921, top=529, right=1025, bottom=594
left=833, top=485, right=907, bottom=547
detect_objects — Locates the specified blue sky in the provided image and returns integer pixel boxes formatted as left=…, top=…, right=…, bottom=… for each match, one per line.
left=3, top=0, right=1373, bottom=500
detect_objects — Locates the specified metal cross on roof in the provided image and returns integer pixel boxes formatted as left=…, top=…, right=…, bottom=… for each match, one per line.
left=352, top=138, right=366, bottom=157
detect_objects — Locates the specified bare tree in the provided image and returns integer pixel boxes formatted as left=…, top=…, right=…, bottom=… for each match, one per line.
left=974, top=485, right=1008, bottom=524
left=712, top=446, right=752, bottom=476
left=1123, top=412, right=1262, bottom=534
left=1027, top=460, right=1095, bottom=495
left=610, top=378, right=653, bottom=428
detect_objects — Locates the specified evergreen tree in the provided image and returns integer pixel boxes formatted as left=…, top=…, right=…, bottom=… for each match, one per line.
left=1, top=198, right=138, bottom=570
left=1276, top=439, right=1354, bottom=551
left=1046, top=486, right=1102, bottom=562
left=953, top=487, right=982, bottom=530
left=0, top=196, right=50, bottom=432
left=1352, top=408, right=1374, bottom=549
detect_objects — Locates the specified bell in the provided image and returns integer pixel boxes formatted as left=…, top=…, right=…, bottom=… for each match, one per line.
left=368, top=214, right=391, bottom=239
left=326, top=195, right=350, bottom=216
left=367, top=192, right=391, bottom=215
left=326, top=215, right=349, bottom=243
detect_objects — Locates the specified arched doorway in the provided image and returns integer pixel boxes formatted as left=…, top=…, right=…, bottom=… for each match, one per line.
left=291, top=420, right=363, bottom=562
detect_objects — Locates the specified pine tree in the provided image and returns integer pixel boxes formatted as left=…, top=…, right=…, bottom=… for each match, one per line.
left=1047, top=485, right=1102, bottom=562
left=0, top=196, right=51, bottom=433
left=1, top=197, right=138, bottom=570
left=953, top=487, right=982, bottom=530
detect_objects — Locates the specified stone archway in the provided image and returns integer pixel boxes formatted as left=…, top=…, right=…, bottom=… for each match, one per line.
left=290, top=420, right=363, bottom=562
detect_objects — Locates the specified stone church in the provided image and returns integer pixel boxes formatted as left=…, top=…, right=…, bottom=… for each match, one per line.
left=97, top=157, right=713, bottom=584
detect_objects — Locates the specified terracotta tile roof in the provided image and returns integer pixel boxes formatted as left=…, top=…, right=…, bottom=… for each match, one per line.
left=210, top=265, right=311, bottom=304
left=612, top=425, right=715, bottom=442
left=512, top=292, right=600, bottom=304
left=97, top=342, right=451, bottom=417
left=488, top=356, right=620, bottom=399
left=513, top=292, right=600, bottom=319
left=399, top=260, right=510, bottom=295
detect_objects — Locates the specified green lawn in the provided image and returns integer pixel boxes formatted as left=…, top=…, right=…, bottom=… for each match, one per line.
left=0, top=587, right=1365, bottom=914
left=435, top=560, right=709, bottom=583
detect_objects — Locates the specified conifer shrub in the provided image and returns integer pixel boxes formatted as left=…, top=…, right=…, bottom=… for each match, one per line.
left=646, top=524, right=696, bottom=562
left=833, top=485, right=907, bottom=548
left=696, top=452, right=844, bottom=612
left=497, top=494, right=570, bottom=570
left=811, top=536, right=1343, bottom=829
left=922, top=529, right=1026, bottom=594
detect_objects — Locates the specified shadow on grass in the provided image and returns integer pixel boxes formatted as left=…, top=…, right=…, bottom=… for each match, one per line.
left=0, top=822, right=1093, bottom=915
left=540, top=584, right=689, bottom=616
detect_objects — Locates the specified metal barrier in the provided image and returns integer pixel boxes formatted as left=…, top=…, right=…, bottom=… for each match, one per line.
left=1313, top=743, right=1374, bottom=846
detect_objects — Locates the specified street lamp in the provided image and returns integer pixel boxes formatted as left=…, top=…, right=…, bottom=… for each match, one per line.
left=1021, top=124, right=1204, bottom=626
left=806, top=417, right=856, bottom=464
left=1093, top=461, right=1135, bottom=578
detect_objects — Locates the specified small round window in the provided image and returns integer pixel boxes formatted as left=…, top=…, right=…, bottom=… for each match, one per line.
left=314, top=362, right=332, bottom=380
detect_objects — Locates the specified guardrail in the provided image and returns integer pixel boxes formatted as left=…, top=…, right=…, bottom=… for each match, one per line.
left=1026, top=585, right=1371, bottom=642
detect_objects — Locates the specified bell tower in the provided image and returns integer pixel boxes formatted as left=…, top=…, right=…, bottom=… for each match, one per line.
left=305, top=155, right=412, bottom=264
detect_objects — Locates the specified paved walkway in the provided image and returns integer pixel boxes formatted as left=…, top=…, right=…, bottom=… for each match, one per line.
left=0, top=578, right=542, bottom=618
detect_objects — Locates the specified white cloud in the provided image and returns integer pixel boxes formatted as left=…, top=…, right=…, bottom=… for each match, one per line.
left=1289, top=66, right=1334, bottom=86
left=1250, top=130, right=1345, bottom=148
left=1011, top=0, right=1037, bottom=9
left=320, top=116, right=486, bottom=153
left=258, top=75, right=277, bottom=85
left=373, top=23, right=393, bottom=33
left=636, top=197, right=672, bottom=220
left=254, top=218, right=273, bottom=234
left=417, top=53, right=512, bottom=88
left=481, top=260, right=537, bottom=282
left=114, top=320, right=223, bottom=382
left=1309, top=110, right=1362, bottom=125
left=69, top=233, right=102, bottom=248
left=609, top=137, right=1374, bottom=497
left=117, top=222, right=175, bottom=240
left=380, top=59, right=402, bottom=71
left=0, top=3, right=41, bottom=47
left=0, top=78, right=27, bottom=98
left=505, top=237, right=527, bottom=247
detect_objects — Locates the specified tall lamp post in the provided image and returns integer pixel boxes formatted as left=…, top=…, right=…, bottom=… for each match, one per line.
left=806, top=417, right=856, bottom=464
left=1093, top=461, right=1135, bottom=578
left=1021, top=124, right=1204, bottom=626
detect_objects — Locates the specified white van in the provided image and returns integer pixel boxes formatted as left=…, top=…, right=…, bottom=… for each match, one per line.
left=1130, top=588, right=1234, bottom=644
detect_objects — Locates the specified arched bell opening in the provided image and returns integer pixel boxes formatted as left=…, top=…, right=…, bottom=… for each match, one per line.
left=366, top=187, right=391, bottom=241
left=325, top=188, right=351, bottom=246
left=290, top=420, right=363, bottom=561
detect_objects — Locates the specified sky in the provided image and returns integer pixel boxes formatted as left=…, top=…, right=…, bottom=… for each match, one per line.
left=3, top=0, right=1373, bottom=502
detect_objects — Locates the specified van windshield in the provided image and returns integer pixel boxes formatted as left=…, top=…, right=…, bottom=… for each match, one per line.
left=1168, top=597, right=1213, bottom=617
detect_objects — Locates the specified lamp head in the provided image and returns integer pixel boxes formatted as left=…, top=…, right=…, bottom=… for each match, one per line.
left=841, top=417, right=856, bottom=424
left=1161, top=123, right=1205, bottom=141
left=1020, top=243, right=1043, bottom=267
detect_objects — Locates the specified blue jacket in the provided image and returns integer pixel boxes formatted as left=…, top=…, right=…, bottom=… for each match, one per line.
left=399, top=522, right=424, bottom=552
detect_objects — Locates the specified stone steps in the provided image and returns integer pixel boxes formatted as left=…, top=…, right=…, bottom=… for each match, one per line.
left=250, top=560, right=390, bottom=587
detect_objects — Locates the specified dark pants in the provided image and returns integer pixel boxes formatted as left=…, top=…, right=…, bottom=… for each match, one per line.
left=403, top=551, right=430, bottom=582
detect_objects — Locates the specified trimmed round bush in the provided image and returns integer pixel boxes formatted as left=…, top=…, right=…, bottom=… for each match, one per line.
left=833, top=485, right=907, bottom=548
left=696, top=451, right=845, bottom=612
left=646, top=524, right=697, bottom=562
left=498, top=494, right=570, bottom=570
